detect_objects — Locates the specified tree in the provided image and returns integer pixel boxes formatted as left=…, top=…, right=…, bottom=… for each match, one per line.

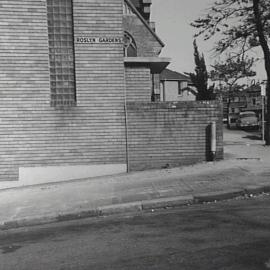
left=210, top=55, right=256, bottom=127
left=188, top=40, right=215, bottom=100
left=191, top=0, right=270, bottom=144
left=210, top=55, right=256, bottom=92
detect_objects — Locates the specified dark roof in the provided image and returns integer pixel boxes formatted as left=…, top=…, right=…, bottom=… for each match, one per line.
left=125, top=0, right=165, bottom=47
left=129, top=0, right=150, bottom=21
left=130, top=0, right=140, bottom=8
left=160, top=69, right=191, bottom=82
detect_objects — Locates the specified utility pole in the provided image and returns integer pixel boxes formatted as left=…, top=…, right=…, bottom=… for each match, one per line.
left=261, top=82, right=266, bottom=142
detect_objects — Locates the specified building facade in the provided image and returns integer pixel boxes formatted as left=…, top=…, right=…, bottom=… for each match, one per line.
left=0, top=0, right=170, bottom=187
left=159, top=69, right=196, bottom=102
left=0, top=0, right=224, bottom=189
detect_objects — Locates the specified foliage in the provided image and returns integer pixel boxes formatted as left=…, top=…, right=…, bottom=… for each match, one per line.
left=191, top=0, right=270, bottom=57
left=191, top=0, right=270, bottom=144
left=210, top=55, right=256, bottom=91
left=187, top=40, right=215, bottom=100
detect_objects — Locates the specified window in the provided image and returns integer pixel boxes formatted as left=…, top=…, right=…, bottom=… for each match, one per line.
left=178, top=81, right=188, bottom=96
left=178, top=82, right=182, bottom=96
left=180, top=81, right=188, bottom=89
left=47, top=0, right=76, bottom=107
left=123, top=32, right=137, bottom=57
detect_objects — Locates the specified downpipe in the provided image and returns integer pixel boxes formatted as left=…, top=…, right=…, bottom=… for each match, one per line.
left=210, top=121, right=217, bottom=161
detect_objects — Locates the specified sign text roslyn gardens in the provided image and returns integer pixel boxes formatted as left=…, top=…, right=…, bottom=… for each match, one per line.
left=76, top=37, right=123, bottom=44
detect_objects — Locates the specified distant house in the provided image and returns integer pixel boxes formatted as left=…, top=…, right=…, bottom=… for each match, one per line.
left=245, top=86, right=263, bottom=113
left=159, top=69, right=196, bottom=102
left=222, top=85, right=264, bottom=127
left=224, top=91, right=247, bottom=126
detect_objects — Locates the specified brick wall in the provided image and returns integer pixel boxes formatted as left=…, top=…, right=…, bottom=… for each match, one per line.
left=126, top=101, right=223, bottom=171
left=0, top=0, right=126, bottom=181
left=125, top=66, right=151, bottom=102
left=123, top=15, right=162, bottom=57
left=0, top=0, right=223, bottom=182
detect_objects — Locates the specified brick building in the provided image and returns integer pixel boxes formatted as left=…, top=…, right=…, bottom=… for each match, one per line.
left=0, top=0, right=171, bottom=187
left=0, top=0, right=223, bottom=189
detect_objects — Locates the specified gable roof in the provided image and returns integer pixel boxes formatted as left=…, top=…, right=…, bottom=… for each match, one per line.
left=130, top=0, right=150, bottom=21
left=160, top=69, right=191, bottom=82
left=125, top=0, right=164, bottom=47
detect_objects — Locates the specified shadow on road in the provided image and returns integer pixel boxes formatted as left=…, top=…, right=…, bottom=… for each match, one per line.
left=242, top=134, right=262, bottom=141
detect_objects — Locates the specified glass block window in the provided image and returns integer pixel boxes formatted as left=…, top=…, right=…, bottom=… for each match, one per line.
left=47, top=0, right=76, bottom=107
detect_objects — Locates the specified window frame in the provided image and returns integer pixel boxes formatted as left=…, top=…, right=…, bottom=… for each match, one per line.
left=123, top=32, right=137, bottom=57
left=47, top=0, right=77, bottom=107
left=178, top=81, right=183, bottom=96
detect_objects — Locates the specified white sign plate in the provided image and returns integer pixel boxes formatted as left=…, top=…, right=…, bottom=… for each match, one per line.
left=76, top=37, right=123, bottom=44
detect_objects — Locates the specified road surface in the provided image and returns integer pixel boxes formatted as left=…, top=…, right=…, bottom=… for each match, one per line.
left=1, top=195, right=270, bottom=270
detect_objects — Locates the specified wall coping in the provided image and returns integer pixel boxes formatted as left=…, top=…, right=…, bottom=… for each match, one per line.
left=127, top=101, right=223, bottom=110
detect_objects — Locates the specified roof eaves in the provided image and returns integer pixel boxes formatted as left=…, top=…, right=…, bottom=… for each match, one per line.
left=160, top=69, right=191, bottom=81
left=125, top=0, right=165, bottom=47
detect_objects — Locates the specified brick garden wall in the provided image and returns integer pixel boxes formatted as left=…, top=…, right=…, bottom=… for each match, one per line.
left=126, top=101, right=223, bottom=171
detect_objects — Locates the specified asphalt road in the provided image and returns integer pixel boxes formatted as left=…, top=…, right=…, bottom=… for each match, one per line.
left=224, top=125, right=262, bottom=143
left=1, top=195, right=270, bottom=270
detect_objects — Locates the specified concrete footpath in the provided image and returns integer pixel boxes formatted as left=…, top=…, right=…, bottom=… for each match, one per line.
left=1, top=129, right=270, bottom=230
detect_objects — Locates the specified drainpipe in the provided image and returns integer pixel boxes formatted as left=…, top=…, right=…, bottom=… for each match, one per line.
left=123, top=65, right=129, bottom=173
left=210, top=121, right=217, bottom=161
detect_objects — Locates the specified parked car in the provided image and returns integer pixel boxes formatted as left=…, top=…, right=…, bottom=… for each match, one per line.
left=236, top=111, right=259, bottom=129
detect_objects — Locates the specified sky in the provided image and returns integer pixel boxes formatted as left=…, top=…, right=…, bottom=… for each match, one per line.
left=151, top=0, right=266, bottom=81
